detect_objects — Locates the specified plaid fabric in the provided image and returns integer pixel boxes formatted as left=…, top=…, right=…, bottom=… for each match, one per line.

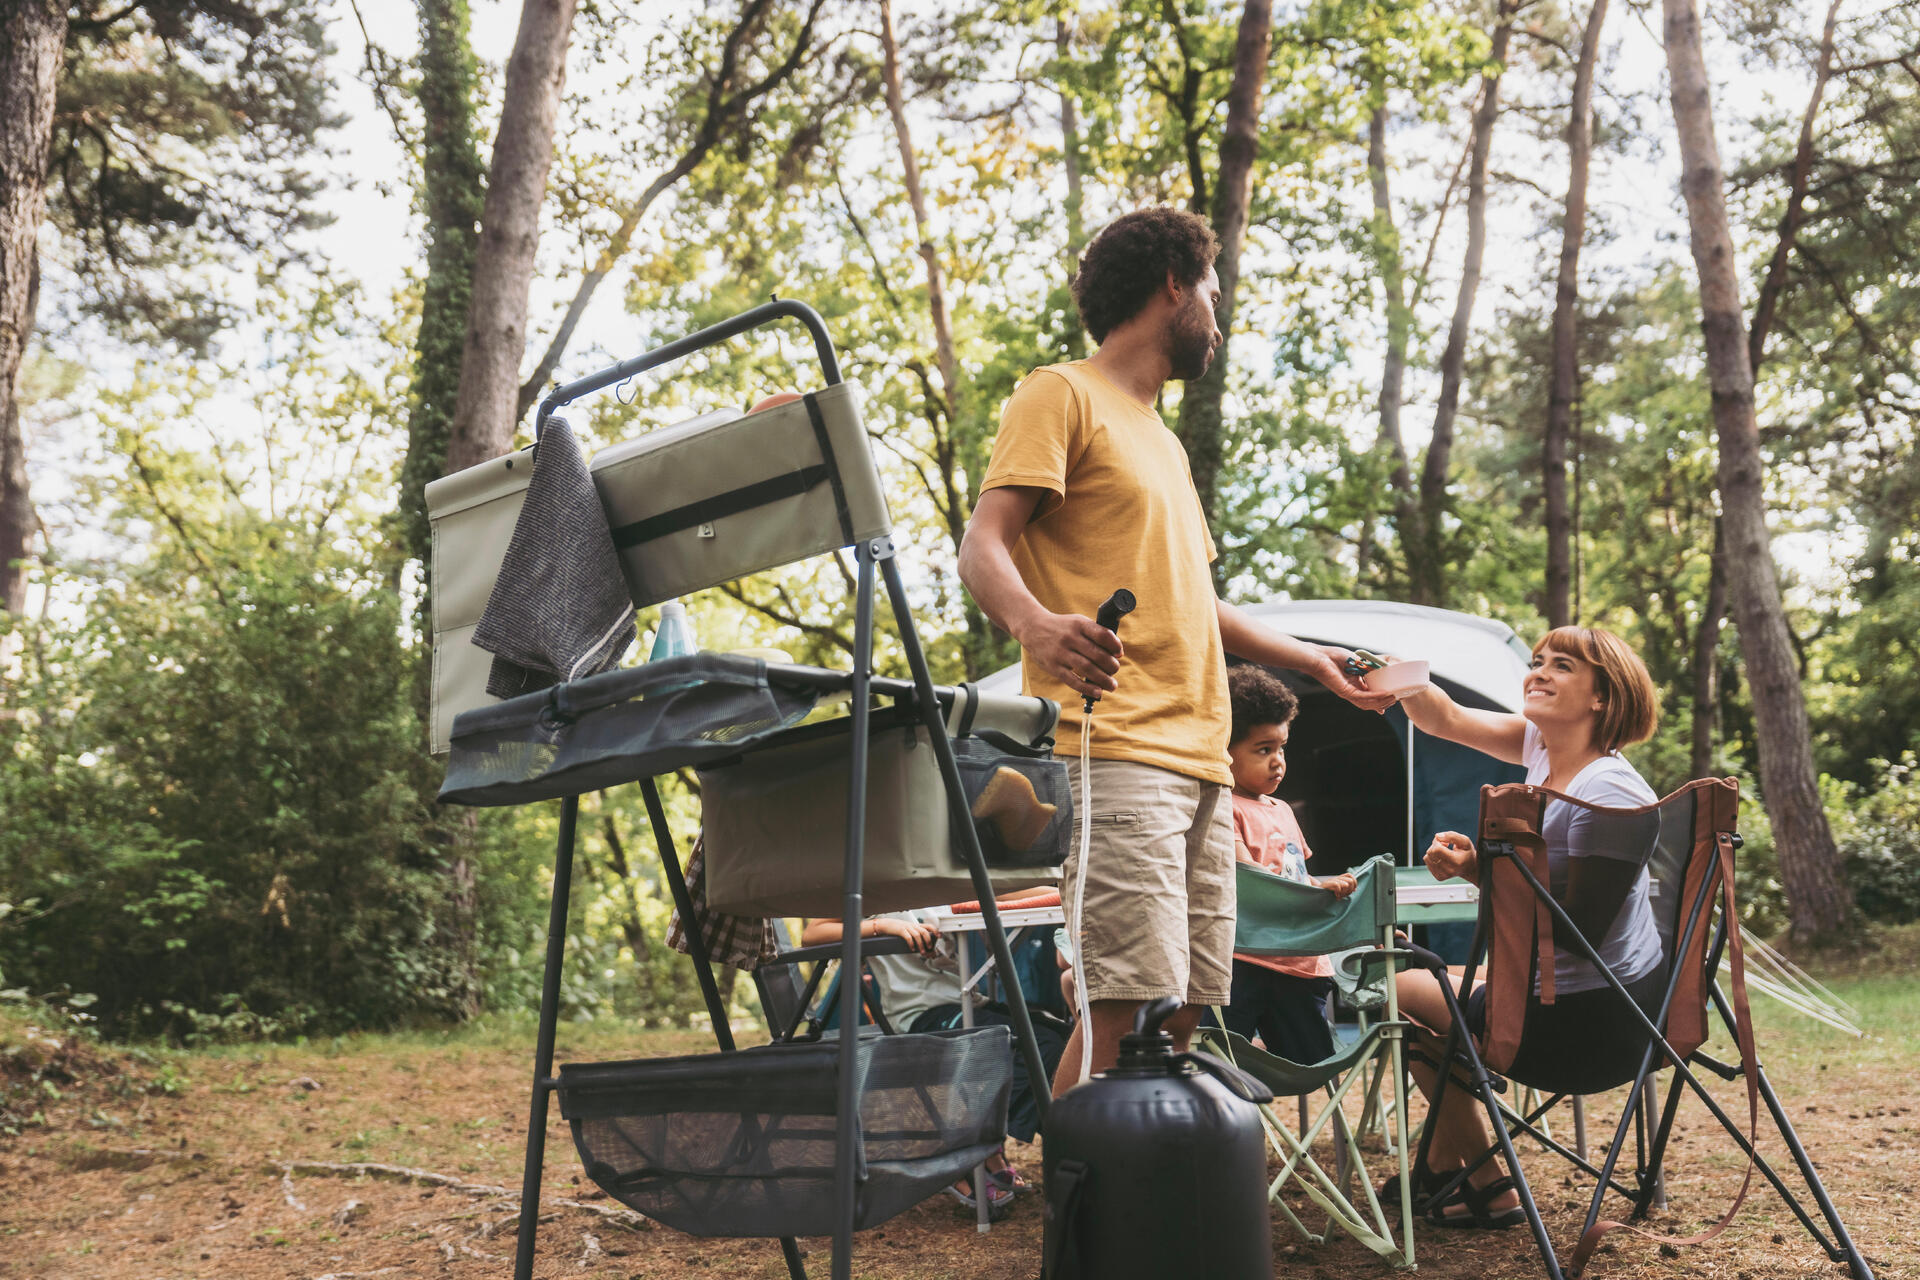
left=667, top=837, right=776, bottom=971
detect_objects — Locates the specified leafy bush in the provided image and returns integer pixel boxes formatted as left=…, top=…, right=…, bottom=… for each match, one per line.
left=0, top=541, right=540, bottom=1039
left=1832, top=757, right=1920, bottom=925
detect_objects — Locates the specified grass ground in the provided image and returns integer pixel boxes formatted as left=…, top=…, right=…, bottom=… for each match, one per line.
left=2, top=934, right=1915, bottom=1280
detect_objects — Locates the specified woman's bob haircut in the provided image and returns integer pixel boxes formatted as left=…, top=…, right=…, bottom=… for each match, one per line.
left=1532, top=626, right=1658, bottom=755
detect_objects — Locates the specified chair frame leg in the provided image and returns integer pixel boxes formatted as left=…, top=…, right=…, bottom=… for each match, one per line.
left=1487, top=844, right=1875, bottom=1280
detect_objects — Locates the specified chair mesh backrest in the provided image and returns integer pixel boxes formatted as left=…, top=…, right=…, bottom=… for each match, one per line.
left=1474, top=779, right=1739, bottom=1077
left=1233, top=855, right=1395, bottom=958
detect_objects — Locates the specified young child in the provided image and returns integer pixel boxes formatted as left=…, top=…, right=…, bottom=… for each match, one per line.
left=1224, top=664, right=1357, bottom=1063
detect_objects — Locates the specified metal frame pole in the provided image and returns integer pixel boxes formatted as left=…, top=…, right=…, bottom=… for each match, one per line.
left=513, top=795, right=580, bottom=1280
left=829, top=545, right=879, bottom=1280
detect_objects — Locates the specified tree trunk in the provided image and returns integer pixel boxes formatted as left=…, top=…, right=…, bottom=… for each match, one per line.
left=1662, top=0, right=1854, bottom=942
left=1748, top=0, right=1842, bottom=377
left=1366, top=103, right=1418, bottom=584
left=1174, top=0, right=1273, bottom=553
left=444, top=0, right=579, bottom=475
left=1545, top=0, right=1608, bottom=630
left=0, top=0, right=65, bottom=617
left=878, top=0, right=958, bottom=421
left=1685, top=0, right=1839, bottom=788
left=397, top=0, right=487, bottom=568
left=1057, top=16, right=1088, bottom=362
left=1689, top=517, right=1726, bottom=778
left=1416, top=0, right=1515, bottom=607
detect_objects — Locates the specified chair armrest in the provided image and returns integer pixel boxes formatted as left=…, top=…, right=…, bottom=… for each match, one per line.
left=773, top=935, right=915, bottom=968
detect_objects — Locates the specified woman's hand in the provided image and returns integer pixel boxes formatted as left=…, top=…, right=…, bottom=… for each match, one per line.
left=872, top=916, right=938, bottom=956
left=1423, top=831, right=1477, bottom=881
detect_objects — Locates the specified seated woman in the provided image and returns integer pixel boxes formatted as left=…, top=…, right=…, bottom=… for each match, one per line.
left=1385, top=625, right=1663, bottom=1229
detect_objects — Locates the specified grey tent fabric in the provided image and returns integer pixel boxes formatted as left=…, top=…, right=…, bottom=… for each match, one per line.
left=474, top=415, right=635, bottom=698
left=439, top=654, right=820, bottom=807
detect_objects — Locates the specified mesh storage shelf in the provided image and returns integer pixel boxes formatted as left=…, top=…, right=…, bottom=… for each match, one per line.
left=557, top=1027, right=1012, bottom=1238
left=439, top=653, right=820, bottom=807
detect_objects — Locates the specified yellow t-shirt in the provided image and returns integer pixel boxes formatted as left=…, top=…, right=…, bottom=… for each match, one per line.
left=980, top=362, right=1230, bottom=786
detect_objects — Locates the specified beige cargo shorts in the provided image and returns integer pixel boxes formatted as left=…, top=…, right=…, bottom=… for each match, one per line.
left=1061, top=757, right=1236, bottom=1006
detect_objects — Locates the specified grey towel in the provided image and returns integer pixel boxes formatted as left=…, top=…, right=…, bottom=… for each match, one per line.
left=473, top=415, right=635, bottom=698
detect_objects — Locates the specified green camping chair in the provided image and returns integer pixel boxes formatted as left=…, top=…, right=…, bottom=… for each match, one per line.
left=1199, top=855, right=1417, bottom=1268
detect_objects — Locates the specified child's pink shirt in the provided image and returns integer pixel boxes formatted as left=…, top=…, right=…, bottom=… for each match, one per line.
left=1231, top=792, right=1332, bottom=979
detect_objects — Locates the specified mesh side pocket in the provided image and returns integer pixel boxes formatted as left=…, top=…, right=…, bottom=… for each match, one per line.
left=952, top=735, right=1072, bottom=867
left=557, top=1027, right=1011, bottom=1238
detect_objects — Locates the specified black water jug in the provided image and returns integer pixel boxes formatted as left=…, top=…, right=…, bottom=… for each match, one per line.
left=1041, top=998, right=1275, bottom=1280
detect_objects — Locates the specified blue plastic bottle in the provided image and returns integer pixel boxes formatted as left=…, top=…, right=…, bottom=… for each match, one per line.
left=647, top=601, right=700, bottom=693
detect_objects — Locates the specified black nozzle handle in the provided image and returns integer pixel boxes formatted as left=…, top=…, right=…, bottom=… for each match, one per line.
left=1132, top=994, right=1182, bottom=1036
left=1173, top=1049, right=1275, bottom=1104
left=1083, top=589, right=1137, bottom=714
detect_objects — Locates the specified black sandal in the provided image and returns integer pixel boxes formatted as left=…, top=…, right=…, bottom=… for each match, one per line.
left=1377, top=1161, right=1445, bottom=1212
left=1425, top=1174, right=1526, bottom=1230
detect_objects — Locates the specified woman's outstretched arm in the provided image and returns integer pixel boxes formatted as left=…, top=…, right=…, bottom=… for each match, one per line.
left=1397, top=680, right=1528, bottom=765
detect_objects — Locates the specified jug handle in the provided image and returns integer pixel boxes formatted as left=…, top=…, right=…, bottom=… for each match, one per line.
left=1042, top=1159, right=1091, bottom=1280
left=1173, top=1049, right=1275, bottom=1104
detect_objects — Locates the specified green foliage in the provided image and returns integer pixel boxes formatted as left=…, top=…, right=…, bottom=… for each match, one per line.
left=49, top=0, right=340, bottom=349
left=1830, top=758, right=1920, bottom=925
left=0, top=541, right=483, bottom=1039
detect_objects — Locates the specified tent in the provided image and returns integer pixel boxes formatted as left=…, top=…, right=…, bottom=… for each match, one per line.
left=980, top=599, right=1531, bottom=876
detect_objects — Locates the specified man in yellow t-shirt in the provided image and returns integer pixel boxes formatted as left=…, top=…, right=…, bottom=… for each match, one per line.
left=958, top=208, right=1392, bottom=1093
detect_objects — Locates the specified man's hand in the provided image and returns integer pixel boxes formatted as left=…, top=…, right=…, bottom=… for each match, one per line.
left=1310, top=645, right=1399, bottom=712
left=1423, top=831, right=1477, bottom=882
left=1016, top=609, right=1123, bottom=704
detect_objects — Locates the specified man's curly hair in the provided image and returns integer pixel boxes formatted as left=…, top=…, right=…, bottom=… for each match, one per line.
left=1071, top=208, right=1220, bottom=343
left=1229, top=663, right=1299, bottom=745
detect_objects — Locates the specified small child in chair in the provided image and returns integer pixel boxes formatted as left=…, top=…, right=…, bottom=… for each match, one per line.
left=1225, top=664, right=1357, bottom=1063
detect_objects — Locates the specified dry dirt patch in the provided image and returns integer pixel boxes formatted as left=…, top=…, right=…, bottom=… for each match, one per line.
left=1, top=972, right=1914, bottom=1280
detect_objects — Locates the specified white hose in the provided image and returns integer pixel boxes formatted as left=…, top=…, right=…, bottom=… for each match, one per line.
left=1071, top=713, right=1095, bottom=1084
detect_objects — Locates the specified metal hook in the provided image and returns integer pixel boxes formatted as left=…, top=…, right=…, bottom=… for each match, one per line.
left=614, top=375, right=638, bottom=405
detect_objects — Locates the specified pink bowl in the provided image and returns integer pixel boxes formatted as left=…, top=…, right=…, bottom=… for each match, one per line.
left=1367, top=659, right=1430, bottom=700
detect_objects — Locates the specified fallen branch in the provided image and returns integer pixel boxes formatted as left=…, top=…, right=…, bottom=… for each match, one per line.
left=86, top=1148, right=652, bottom=1233
left=266, top=1158, right=509, bottom=1197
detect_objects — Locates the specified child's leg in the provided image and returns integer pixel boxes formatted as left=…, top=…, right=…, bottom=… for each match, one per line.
left=1221, top=959, right=1277, bottom=1042
left=1255, top=974, right=1336, bottom=1064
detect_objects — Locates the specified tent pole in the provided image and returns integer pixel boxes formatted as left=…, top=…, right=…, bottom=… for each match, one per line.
left=1404, top=711, right=1416, bottom=865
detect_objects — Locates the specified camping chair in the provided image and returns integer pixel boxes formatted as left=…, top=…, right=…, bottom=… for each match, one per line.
left=1197, top=855, right=1419, bottom=1268
left=1404, top=779, right=1873, bottom=1280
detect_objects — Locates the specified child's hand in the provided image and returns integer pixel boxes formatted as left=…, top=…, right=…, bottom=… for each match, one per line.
left=873, top=917, right=938, bottom=956
left=1321, top=873, right=1359, bottom=899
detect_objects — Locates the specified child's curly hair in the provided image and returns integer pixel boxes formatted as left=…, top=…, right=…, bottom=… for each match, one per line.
left=1228, top=664, right=1298, bottom=746
left=1071, top=208, right=1219, bottom=343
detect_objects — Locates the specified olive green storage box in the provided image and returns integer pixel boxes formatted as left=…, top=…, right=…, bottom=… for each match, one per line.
left=590, top=383, right=889, bottom=609
left=700, top=691, right=1067, bottom=917
left=424, top=445, right=536, bottom=755
left=423, top=384, right=888, bottom=755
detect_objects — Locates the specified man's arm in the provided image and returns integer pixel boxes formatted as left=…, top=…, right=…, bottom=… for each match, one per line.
left=959, top=485, right=1122, bottom=704
left=1215, top=598, right=1398, bottom=711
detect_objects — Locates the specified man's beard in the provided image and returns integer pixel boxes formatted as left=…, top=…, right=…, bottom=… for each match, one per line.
left=1168, top=310, right=1216, bottom=381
